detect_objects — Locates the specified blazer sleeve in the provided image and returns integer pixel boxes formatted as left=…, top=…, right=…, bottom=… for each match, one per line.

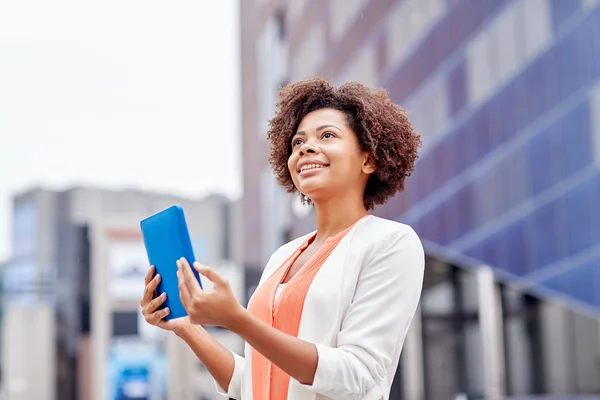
left=301, top=226, right=425, bottom=399
left=214, top=350, right=245, bottom=399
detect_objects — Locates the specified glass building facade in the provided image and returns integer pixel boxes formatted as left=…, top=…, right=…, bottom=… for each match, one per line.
left=386, top=0, right=600, bottom=313
left=240, top=0, right=600, bottom=398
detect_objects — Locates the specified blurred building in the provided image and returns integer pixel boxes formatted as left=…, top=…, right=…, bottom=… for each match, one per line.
left=239, top=0, right=600, bottom=399
left=1, top=186, right=243, bottom=400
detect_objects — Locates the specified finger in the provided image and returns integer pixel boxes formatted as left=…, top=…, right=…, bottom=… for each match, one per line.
left=144, top=265, right=155, bottom=285
left=153, top=307, right=170, bottom=324
left=177, top=269, right=192, bottom=308
left=147, top=292, right=167, bottom=313
left=156, top=308, right=171, bottom=327
left=178, top=258, right=202, bottom=294
left=141, top=273, right=161, bottom=304
left=194, top=263, right=225, bottom=287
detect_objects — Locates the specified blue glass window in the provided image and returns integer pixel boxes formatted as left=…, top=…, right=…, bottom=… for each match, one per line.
left=564, top=181, right=593, bottom=256
left=561, top=101, right=592, bottom=176
left=569, top=259, right=600, bottom=306
left=550, top=0, right=580, bottom=33
left=529, top=200, right=567, bottom=269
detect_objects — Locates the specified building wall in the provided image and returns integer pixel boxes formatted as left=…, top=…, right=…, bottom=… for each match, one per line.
left=240, top=1, right=600, bottom=398
left=1, top=306, right=54, bottom=400
left=240, top=0, right=600, bottom=314
left=2, top=187, right=241, bottom=400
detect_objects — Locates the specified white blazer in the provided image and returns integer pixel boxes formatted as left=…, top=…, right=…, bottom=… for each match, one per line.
left=216, top=215, right=425, bottom=400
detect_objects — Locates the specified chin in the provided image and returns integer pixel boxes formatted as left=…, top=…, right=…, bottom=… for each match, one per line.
left=298, top=186, right=331, bottom=203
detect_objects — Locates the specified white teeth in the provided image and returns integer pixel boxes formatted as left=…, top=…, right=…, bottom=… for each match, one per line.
left=300, top=164, right=327, bottom=172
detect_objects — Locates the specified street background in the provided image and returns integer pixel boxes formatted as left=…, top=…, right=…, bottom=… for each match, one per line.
left=1, top=0, right=600, bottom=399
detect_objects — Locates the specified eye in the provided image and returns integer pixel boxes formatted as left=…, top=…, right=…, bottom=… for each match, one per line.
left=291, top=138, right=304, bottom=147
left=322, top=132, right=335, bottom=139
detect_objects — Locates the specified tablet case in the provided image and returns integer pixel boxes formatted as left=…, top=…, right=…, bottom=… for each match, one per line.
left=140, top=204, right=202, bottom=320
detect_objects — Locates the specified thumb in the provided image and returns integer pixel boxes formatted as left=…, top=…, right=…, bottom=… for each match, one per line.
left=193, top=262, right=224, bottom=286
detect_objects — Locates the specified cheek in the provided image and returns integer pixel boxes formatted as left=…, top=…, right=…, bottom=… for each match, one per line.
left=329, top=151, right=362, bottom=176
left=287, top=154, right=299, bottom=181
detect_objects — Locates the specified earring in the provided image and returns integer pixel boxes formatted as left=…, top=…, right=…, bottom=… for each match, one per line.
left=300, top=193, right=312, bottom=206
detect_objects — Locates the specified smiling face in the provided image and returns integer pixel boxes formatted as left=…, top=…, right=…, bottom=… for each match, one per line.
left=287, top=108, right=375, bottom=204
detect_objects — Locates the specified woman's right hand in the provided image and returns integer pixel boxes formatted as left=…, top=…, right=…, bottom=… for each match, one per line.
left=140, top=265, right=191, bottom=334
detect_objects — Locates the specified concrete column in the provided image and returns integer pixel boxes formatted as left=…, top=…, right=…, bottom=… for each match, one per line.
left=90, top=225, right=110, bottom=400
left=402, top=304, right=425, bottom=400
left=477, top=266, right=506, bottom=399
left=2, top=305, right=55, bottom=400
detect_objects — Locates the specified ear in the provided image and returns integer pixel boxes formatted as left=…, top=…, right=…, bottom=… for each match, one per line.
left=362, top=154, right=376, bottom=175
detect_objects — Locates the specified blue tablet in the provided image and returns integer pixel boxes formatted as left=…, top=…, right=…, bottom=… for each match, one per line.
left=140, top=204, right=202, bottom=320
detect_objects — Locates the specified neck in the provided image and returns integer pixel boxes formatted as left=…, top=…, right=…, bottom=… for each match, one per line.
left=312, top=193, right=368, bottom=241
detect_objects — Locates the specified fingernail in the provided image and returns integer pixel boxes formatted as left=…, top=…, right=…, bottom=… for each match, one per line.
left=165, top=308, right=170, bottom=314
left=162, top=292, right=166, bottom=299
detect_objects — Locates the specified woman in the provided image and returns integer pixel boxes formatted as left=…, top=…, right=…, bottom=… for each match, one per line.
left=140, top=78, right=425, bottom=400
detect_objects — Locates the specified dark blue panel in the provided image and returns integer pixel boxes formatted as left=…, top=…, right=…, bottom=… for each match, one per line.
left=593, top=7, right=600, bottom=76
left=569, top=259, right=600, bottom=306
left=455, top=184, right=476, bottom=237
left=413, top=158, right=427, bottom=200
left=561, top=101, right=592, bottom=176
left=445, top=197, right=461, bottom=244
left=448, top=58, right=468, bottom=117
left=590, top=174, right=600, bottom=244
left=547, top=124, right=568, bottom=182
left=481, top=234, right=501, bottom=268
left=486, top=95, right=507, bottom=150
left=557, top=27, right=582, bottom=99
left=503, top=220, right=533, bottom=276
left=419, top=212, right=439, bottom=243
left=529, top=199, right=567, bottom=269
left=493, top=228, right=509, bottom=271
left=509, top=73, right=531, bottom=136
left=434, top=138, right=455, bottom=189
left=502, top=149, right=530, bottom=210
left=435, top=201, right=450, bottom=245
left=527, top=127, right=557, bottom=196
left=473, top=107, right=491, bottom=160
left=564, top=181, right=593, bottom=256
left=442, top=135, right=458, bottom=180
left=550, top=0, right=581, bottom=32
left=456, top=123, right=479, bottom=173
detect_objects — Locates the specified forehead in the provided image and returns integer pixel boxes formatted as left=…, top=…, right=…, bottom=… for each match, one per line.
left=296, top=108, right=349, bottom=132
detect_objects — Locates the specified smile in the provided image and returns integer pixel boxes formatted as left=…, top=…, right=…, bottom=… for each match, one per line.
left=300, top=163, right=329, bottom=172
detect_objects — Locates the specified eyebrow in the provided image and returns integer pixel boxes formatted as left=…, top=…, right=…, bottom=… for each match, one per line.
left=295, top=124, right=342, bottom=136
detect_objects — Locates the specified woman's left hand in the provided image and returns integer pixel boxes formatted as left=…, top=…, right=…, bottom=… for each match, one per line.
left=176, top=257, right=244, bottom=329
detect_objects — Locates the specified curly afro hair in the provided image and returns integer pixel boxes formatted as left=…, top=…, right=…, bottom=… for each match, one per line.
left=266, top=78, right=422, bottom=211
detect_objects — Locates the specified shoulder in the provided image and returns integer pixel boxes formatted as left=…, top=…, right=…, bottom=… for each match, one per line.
left=356, top=215, right=422, bottom=247
left=353, top=216, right=424, bottom=272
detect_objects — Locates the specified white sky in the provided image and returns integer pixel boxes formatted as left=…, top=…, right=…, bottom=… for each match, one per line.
left=0, top=0, right=242, bottom=261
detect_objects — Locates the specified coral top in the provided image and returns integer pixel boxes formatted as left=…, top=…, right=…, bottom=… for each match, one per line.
left=247, top=221, right=359, bottom=400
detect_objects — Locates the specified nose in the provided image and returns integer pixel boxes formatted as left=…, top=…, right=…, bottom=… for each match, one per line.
left=299, top=140, right=318, bottom=156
